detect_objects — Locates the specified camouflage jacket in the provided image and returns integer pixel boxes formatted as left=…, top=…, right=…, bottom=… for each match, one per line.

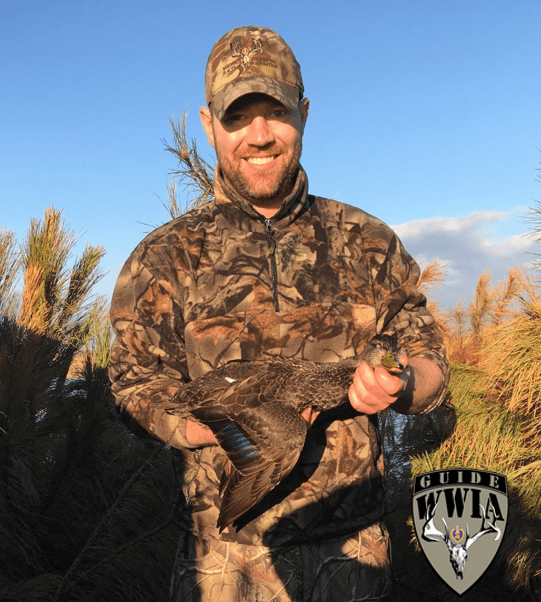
left=109, top=166, right=449, bottom=547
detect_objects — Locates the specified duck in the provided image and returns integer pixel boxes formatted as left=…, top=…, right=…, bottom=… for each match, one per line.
left=166, top=334, right=405, bottom=531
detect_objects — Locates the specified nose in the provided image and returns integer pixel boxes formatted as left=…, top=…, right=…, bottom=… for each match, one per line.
left=245, top=116, right=274, bottom=147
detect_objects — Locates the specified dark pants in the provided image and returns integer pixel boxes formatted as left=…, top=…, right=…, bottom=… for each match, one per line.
left=170, top=522, right=392, bottom=602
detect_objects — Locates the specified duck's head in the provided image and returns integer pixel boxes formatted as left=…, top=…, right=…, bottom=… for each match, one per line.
left=363, top=334, right=406, bottom=374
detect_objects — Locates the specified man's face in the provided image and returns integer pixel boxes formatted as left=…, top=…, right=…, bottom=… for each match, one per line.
left=201, top=93, right=309, bottom=212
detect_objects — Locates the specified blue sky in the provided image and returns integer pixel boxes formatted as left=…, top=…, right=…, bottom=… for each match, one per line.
left=2, top=0, right=540, bottom=308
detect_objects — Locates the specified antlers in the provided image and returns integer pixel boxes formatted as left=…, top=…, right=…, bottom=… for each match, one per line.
left=422, top=501, right=451, bottom=545
left=464, top=503, right=501, bottom=549
left=422, top=501, right=500, bottom=549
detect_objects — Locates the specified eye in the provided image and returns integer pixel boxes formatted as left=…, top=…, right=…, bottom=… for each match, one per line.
left=222, top=112, right=246, bottom=126
left=269, top=108, right=289, bottom=120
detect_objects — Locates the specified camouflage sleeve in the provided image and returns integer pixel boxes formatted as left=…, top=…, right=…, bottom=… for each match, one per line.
left=365, top=223, right=450, bottom=414
left=108, top=251, right=195, bottom=449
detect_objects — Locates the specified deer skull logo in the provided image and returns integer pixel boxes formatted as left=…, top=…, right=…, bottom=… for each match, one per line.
left=412, top=469, right=508, bottom=596
left=422, top=501, right=501, bottom=580
left=230, top=39, right=263, bottom=73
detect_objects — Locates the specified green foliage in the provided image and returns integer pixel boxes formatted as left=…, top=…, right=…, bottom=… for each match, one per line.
left=412, top=366, right=530, bottom=473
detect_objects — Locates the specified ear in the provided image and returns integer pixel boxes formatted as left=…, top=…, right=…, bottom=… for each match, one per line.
left=199, top=106, right=216, bottom=149
left=299, top=97, right=309, bottom=132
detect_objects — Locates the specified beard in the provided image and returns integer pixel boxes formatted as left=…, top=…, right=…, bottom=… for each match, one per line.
left=216, top=140, right=303, bottom=208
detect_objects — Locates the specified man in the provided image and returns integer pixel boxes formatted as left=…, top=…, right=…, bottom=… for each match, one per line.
left=109, top=26, right=449, bottom=601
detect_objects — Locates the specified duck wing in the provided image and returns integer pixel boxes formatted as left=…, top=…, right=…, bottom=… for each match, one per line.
left=190, top=374, right=308, bottom=531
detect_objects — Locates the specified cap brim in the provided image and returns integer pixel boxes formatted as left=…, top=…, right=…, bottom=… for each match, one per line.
left=210, top=76, right=300, bottom=120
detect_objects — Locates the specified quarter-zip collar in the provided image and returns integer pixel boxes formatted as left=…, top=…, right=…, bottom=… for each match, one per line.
left=213, top=164, right=310, bottom=230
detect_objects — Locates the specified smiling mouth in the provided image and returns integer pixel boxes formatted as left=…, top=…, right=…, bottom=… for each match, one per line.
left=245, top=156, right=278, bottom=165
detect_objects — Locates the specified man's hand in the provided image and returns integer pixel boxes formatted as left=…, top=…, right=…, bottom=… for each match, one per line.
left=348, top=354, right=443, bottom=415
left=185, top=420, right=218, bottom=446
left=348, top=352, right=409, bottom=414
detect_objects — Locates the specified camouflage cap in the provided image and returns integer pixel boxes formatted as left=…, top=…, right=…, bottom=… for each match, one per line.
left=205, top=26, right=304, bottom=120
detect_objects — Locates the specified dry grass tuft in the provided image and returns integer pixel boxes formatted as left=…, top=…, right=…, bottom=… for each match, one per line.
left=417, top=258, right=446, bottom=293
left=442, top=267, right=528, bottom=365
left=418, top=259, right=452, bottom=338
left=478, top=282, right=541, bottom=422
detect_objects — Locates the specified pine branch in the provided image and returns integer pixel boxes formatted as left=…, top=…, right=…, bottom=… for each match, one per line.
left=163, top=110, right=215, bottom=217
left=0, top=228, right=20, bottom=317
left=52, top=444, right=166, bottom=602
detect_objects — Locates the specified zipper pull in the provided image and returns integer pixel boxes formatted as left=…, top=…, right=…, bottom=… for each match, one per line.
left=265, top=219, right=276, bottom=254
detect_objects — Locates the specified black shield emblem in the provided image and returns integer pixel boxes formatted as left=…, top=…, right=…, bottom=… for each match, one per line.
left=412, top=469, right=507, bottom=596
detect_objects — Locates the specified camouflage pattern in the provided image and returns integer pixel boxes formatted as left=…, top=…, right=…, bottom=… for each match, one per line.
left=109, top=164, right=449, bottom=564
left=170, top=522, right=392, bottom=601
left=205, top=26, right=304, bottom=120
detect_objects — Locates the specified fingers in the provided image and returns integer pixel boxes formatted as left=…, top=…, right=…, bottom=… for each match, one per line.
left=300, top=406, right=320, bottom=425
left=348, top=362, right=409, bottom=415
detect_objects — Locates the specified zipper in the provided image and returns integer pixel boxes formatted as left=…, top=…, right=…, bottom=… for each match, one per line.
left=264, top=218, right=280, bottom=312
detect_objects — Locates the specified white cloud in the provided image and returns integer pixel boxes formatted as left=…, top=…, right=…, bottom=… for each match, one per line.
left=392, top=212, right=508, bottom=239
left=391, top=211, right=537, bottom=307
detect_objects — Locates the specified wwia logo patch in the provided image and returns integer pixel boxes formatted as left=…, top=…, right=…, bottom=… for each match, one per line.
left=412, top=469, right=507, bottom=596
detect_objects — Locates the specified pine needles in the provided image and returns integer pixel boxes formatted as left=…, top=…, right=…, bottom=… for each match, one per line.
left=163, top=111, right=215, bottom=217
left=0, top=229, right=20, bottom=316
left=0, top=209, right=181, bottom=602
left=17, top=207, right=104, bottom=345
left=410, top=365, right=541, bottom=596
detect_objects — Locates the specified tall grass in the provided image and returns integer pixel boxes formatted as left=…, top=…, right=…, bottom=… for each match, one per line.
left=410, top=367, right=541, bottom=598
left=404, top=269, right=541, bottom=600
left=444, top=266, right=527, bottom=365
left=478, top=283, right=541, bottom=419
